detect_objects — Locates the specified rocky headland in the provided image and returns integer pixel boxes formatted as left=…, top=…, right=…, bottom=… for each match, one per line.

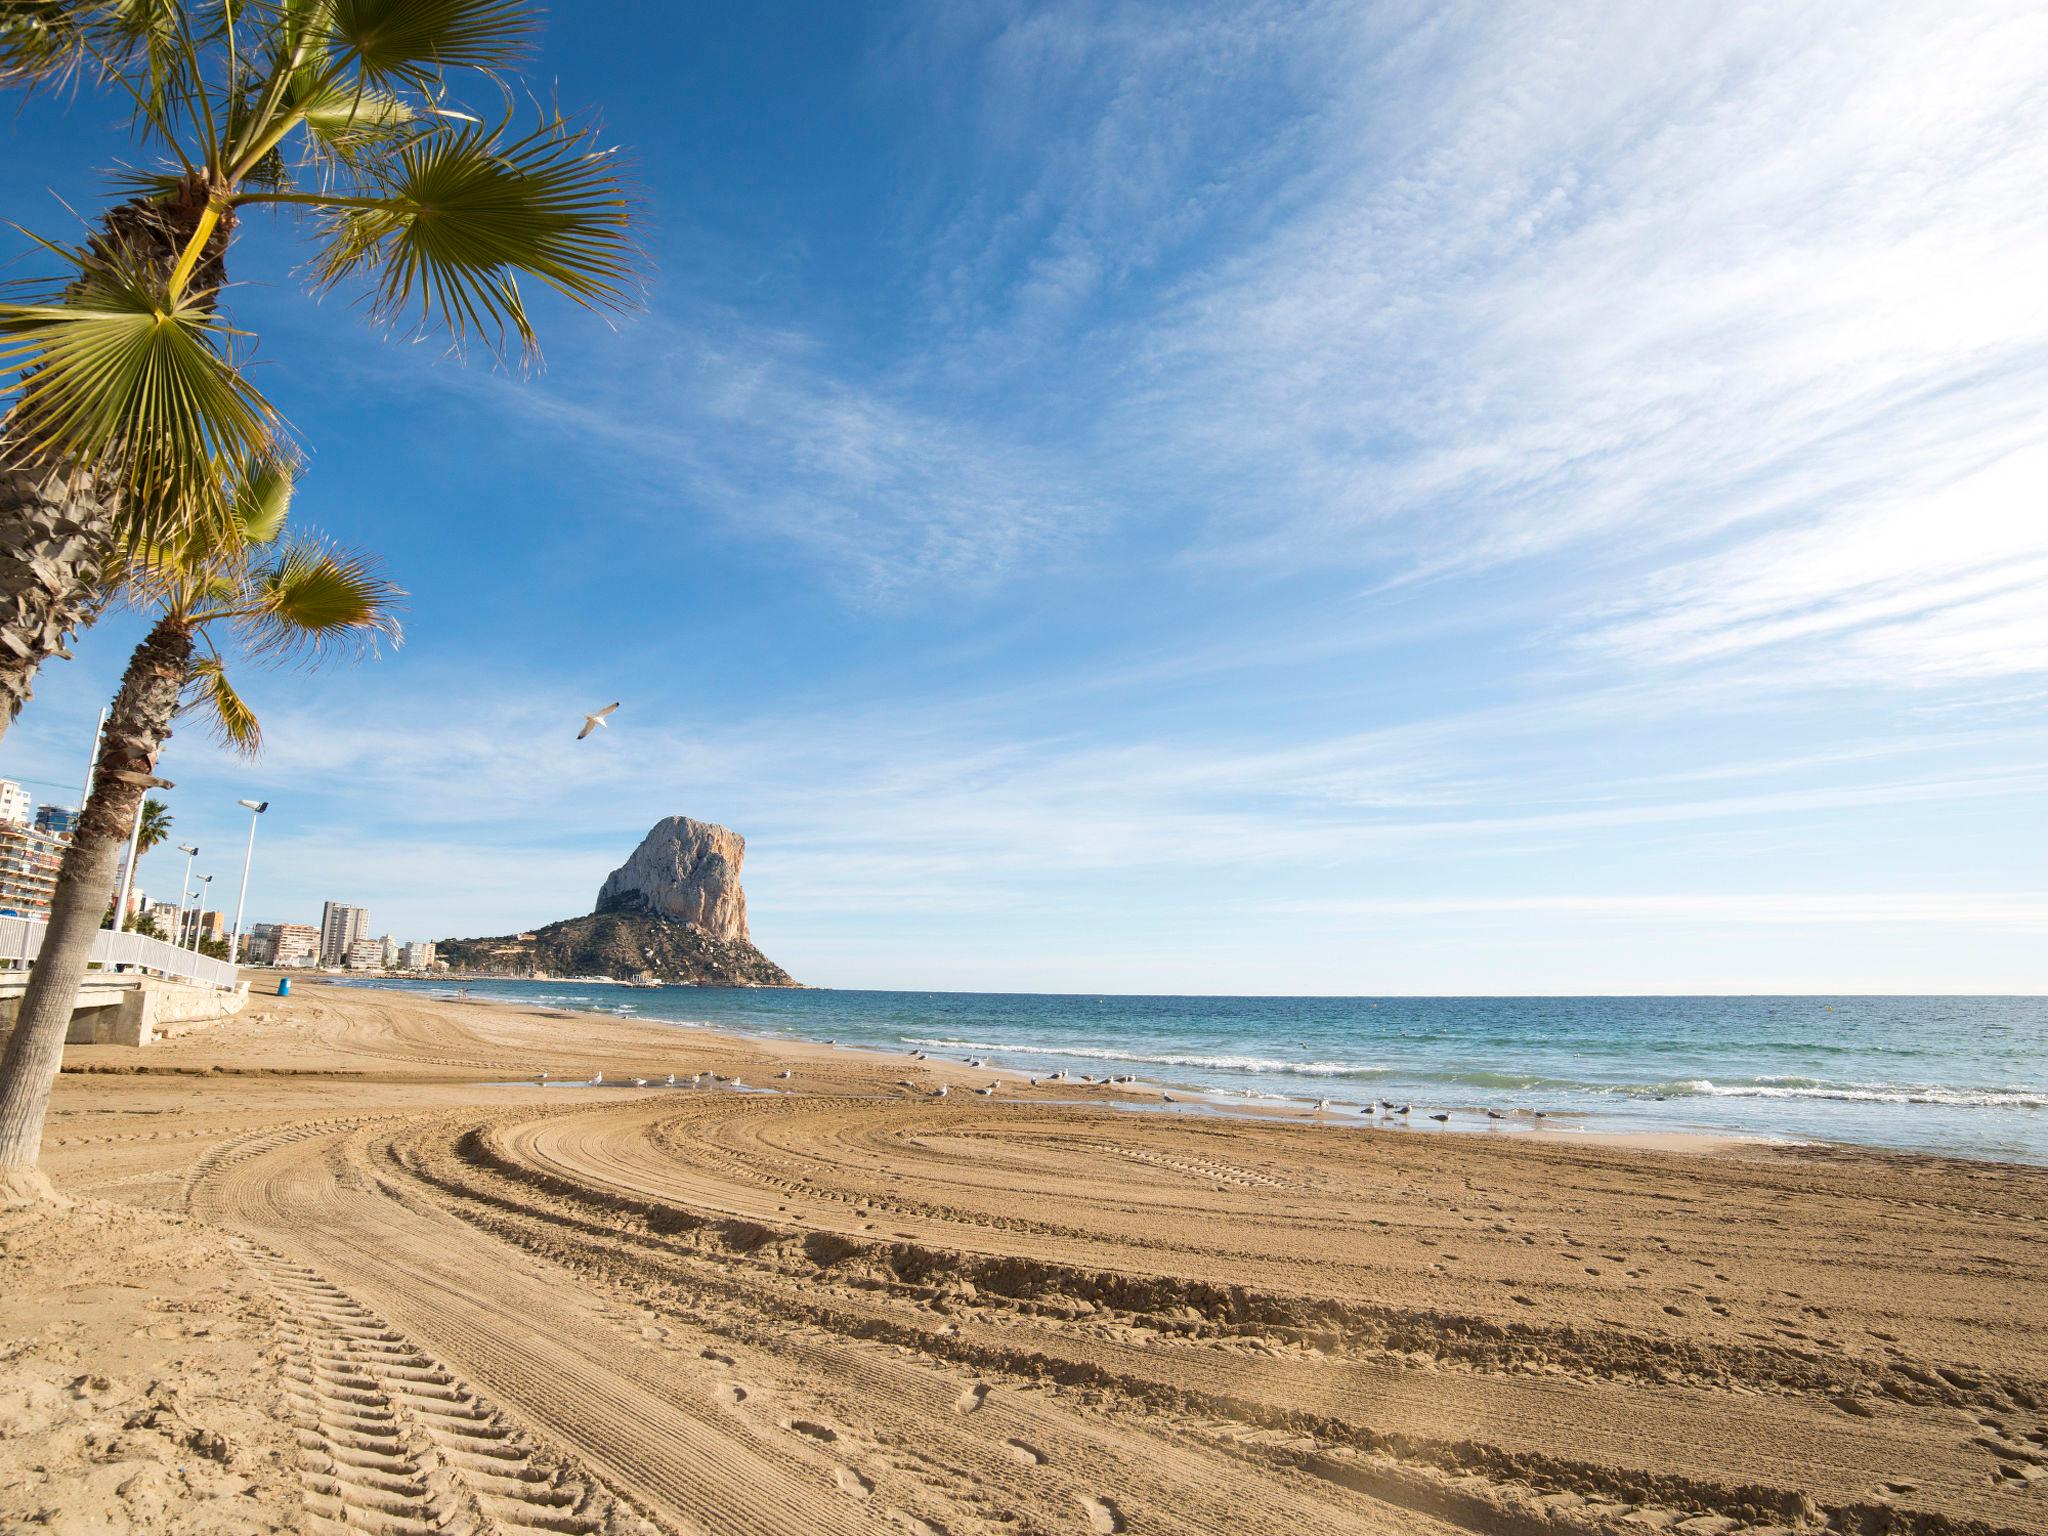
left=439, top=816, right=796, bottom=987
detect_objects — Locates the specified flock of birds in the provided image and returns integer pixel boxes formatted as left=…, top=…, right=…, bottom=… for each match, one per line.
left=536, top=1051, right=1550, bottom=1126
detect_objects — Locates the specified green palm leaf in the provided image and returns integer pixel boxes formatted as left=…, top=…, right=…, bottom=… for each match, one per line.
left=311, top=114, right=636, bottom=358
left=0, top=241, right=282, bottom=535
left=292, top=71, right=418, bottom=163
left=239, top=537, right=404, bottom=662
left=1, top=0, right=177, bottom=90
left=229, top=452, right=295, bottom=546
left=183, top=654, right=262, bottom=754
left=321, top=0, right=535, bottom=88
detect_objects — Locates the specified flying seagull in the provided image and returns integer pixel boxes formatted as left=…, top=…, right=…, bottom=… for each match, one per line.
left=576, top=702, right=621, bottom=740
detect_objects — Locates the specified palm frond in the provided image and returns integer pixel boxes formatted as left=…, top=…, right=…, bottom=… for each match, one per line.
left=183, top=654, right=262, bottom=755
left=309, top=113, right=637, bottom=360
left=2, top=0, right=173, bottom=89
left=321, top=0, right=535, bottom=89
left=292, top=70, right=417, bottom=164
left=238, top=537, right=404, bottom=662
left=135, top=794, right=172, bottom=852
left=0, top=237, right=284, bottom=540
left=229, top=451, right=295, bottom=545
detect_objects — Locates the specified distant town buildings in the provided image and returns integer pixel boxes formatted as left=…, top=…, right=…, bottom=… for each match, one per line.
left=319, top=901, right=369, bottom=966
left=246, top=921, right=319, bottom=967
left=33, top=803, right=80, bottom=839
left=344, top=935, right=386, bottom=970
left=399, top=940, right=437, bottom=971
left=0, top=783, right=71, bottom=918
left=381, top=933, right=400, bottom=969
left=0, top=821, right=65, bottom=917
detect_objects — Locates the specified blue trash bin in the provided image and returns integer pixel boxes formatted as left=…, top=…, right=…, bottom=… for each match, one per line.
left=277, top=977, right=292, bottom=997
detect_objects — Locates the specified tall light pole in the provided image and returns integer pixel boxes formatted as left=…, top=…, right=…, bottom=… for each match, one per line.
left=173, top=843, right=199, bottom=947
left=114, top=799, right=148, bottom=934
left=188, top=874, right=214, bottom=956
left=79, top=705, right=107, bottom=811
left=227, top=799, right=268, bottom=965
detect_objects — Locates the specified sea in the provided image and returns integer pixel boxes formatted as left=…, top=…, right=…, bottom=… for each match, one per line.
left=340, top=982, right=2048, bottom=1164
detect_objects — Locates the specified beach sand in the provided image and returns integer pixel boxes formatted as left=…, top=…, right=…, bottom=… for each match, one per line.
left=5, top=978, right=2045, bottom=1535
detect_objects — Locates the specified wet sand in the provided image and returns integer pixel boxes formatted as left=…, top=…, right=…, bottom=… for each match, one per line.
left=6, top=978, right=2046, bottom=1535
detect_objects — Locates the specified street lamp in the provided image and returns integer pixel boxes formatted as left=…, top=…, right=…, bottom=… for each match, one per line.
left=173, top=844, right=199, bottom=947
left=188, top=874, right=214, bottom=956
left=227, top=799, right=269, bottom=965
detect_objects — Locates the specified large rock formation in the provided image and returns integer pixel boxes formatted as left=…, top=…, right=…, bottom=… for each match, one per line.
left=438, top=816, right=795, bottom=987
left=594, top=816, right=750, bottom=939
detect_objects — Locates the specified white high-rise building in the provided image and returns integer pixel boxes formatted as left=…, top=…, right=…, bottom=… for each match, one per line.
left=319, top=901, right=369, bottom=967
left=0, top=779, right=29, bottom=828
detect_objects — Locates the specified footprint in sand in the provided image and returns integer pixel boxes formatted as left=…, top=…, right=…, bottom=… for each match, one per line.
left=789, top=1419, right=840, bottom=1443
left=1004, top=1438, right=1045, bottom=1466
left=717, top=1383, right=748, bottom=1406
left=954, top=1382, right=990, bottom=1414
left=835, top=1466, right=874, bottom=1497
left=701, top=1349, right=735, bottom=1366
left=1081, top=1495, right=1125, bottom=1533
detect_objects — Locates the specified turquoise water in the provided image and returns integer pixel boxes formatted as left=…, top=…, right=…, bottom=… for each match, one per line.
left=344, top=982, right=2048, bottom=1163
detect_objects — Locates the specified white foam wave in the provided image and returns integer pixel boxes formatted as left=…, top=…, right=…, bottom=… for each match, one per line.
left=901, top=1037, right=1390, bottom=1077
left=1659, top=1079, right=2044, bottom=1108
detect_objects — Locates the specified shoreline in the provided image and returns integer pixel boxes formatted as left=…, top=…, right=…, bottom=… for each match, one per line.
left=332, top=974, right=2037, bottom=1168
left=12, top=978, right=2046, bottom=1534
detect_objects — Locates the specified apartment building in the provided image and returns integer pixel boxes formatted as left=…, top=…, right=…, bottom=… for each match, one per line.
left=320, top=901, right=370, bottom=966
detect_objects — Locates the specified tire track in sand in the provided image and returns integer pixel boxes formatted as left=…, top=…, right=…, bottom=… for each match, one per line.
left=235, top=1231, right=652, bottom=1535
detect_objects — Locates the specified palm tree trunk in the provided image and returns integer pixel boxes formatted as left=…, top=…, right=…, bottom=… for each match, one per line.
left=0, top=183, right=229, bottom=749
left=0, top=463, right=115, bottom=737
left=0, top=617, right=191, bottom=1188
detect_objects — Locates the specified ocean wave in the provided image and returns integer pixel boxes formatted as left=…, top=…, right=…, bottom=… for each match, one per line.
left=901, top=1038, right=1394, bottom=1078
left=1637, top=1079, right=2045, bottom=1108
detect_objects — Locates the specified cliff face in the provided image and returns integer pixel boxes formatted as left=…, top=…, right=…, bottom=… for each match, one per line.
left=439, top=816, right=795, bottom=987
left=594, top=816, right=749, bottom=940
left=436, top=909, right=794, bottom=988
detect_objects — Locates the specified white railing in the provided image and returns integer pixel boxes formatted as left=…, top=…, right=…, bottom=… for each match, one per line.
left=0, top=915, right=241, bottom=990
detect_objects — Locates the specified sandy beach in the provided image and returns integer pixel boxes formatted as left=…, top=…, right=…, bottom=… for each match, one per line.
left=6, top=979, right=2045, bottom=1536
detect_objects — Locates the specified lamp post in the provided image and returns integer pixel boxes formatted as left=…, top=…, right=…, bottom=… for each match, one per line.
left=188, top=874, right=214, bottom=957
left=79, top=705, right=107, bottom=809
left=227, top=799, right=268, bottom=965
left=114, top=799, right=148, bottom=937
left=173, top=843, right=199, bottom=947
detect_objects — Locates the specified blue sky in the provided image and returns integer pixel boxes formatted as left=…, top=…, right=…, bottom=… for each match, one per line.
left=3, top=0, right=2045, bottom=994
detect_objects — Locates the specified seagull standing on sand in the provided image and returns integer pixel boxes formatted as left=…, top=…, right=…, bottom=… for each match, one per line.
left=576, top=702, right=620, bottom=740
left=931, top=1084, right=949, bottom=1098
left=775, top=1069, right=792, bottom=1079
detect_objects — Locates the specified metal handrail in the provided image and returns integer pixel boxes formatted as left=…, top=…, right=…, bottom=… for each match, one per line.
left=0, top=914, right=241, bottom=990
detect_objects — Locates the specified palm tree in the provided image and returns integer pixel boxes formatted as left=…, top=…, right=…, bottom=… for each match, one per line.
left=0, top=457, right=400, bottom=1190
left=0, top=0, right=635, bottom=738
left=101, top=795, right=168, bottom=929
left=134, top=797, right=172, bottom=857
